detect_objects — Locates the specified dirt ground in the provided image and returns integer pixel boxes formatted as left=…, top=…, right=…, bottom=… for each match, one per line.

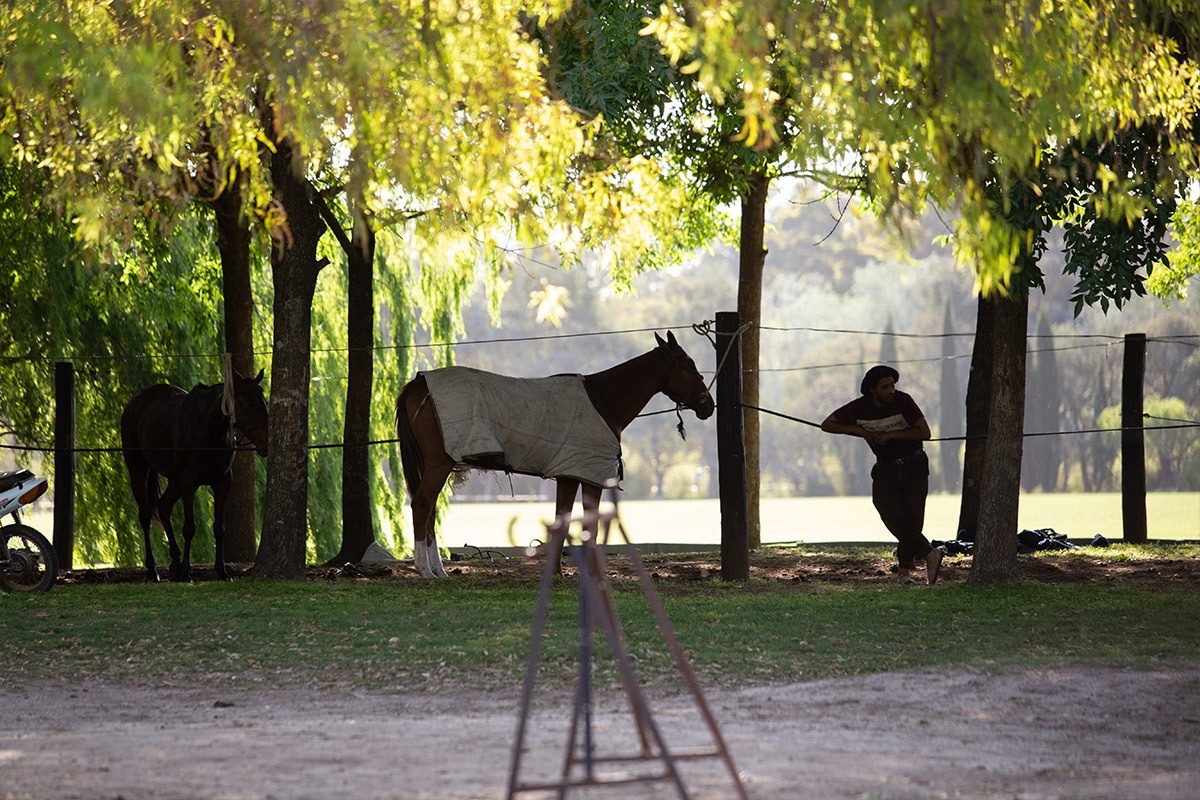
left=5, top=666, right=1200, bottom=800
left=50, top=539, right=1200, bottom=588
left=6, top=548, right=1200, bottom=800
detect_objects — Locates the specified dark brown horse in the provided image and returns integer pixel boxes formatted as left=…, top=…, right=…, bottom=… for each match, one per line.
left=121, top=370, right=269, bottom=581
left=395, top=331, right=715, bottom=577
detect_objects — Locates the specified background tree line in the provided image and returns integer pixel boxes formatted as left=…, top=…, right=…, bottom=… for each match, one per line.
left=445, top=185, right=1200, bottom=503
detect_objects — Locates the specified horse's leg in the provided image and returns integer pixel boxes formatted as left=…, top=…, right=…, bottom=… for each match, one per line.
left=399, top=382, right=455, bottom=578
left=580, top=483, right=602, bottom=543
left=177, top=486, right=199, bottom=583
left=125, top=456, right=160, bottom=581
left=578, top=482, right=606, bottom=581
left=212, top=476, right=232, bottom=580
left=156, top=480, right=185, bottom=581
left=551, top=479, right=580, bottom=575
left=581, top=482, right=618, bottom=597
left=412, top=463, right=453, bottom=578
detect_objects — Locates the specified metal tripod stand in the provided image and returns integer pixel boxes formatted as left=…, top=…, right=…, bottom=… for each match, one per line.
left=506, top=505, right=747, bottom=799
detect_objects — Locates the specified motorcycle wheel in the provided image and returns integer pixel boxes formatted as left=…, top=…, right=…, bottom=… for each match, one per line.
left=0, top=523, right=59, bottom=593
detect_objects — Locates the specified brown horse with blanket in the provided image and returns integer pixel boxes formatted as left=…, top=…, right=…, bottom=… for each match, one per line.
left=395, top=332, right=714, bottom=577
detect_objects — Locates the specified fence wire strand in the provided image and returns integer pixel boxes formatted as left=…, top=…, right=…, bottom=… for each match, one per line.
left=4, top=321, right=1196, bottom=457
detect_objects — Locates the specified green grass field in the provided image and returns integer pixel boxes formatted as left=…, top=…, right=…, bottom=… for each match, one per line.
left=4, top=545, right=1199, bottom=692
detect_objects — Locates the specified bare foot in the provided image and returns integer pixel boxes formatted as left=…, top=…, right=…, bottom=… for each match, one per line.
left=926, top=549, right=944, bottom=585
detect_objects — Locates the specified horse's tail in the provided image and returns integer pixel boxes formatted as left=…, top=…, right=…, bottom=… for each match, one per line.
left=395, top=378, right=425, bottom=496
left=145, top=470, right=164, bottom=526
left=120, top=391, right=163, bottom=528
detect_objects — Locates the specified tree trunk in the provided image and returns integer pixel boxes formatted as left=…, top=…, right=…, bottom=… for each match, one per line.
left=737, top=171, right=769, bottom=550
left=330, top=204, right=377, bottom=564
left=208, top=171, right=259, bottom=564
left=956, top=296, right=995, bottom=536
left=253, top=135, right=327, bottom=580
left=968, top=291, right=1027, bottom=586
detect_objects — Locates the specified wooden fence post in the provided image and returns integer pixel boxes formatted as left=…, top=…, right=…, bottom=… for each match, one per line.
left=1121, top=332, right=1147, bottom=543
left=54, top=361, right=76, bottom=569
left=715, top=312, right=749, bottom=581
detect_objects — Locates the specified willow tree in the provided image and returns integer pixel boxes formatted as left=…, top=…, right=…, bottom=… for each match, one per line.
left=0, top=164, right=231, bottom=567
left=3, top=1, right=708, bottom=578
left=652, top=0, right=1200, bottom=583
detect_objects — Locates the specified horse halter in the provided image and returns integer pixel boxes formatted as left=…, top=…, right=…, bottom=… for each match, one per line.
left=659, top=344, right=712, bottom=440
left=222, top=399, right=249, bottom=449
left=219, top=357, right=268, bottom=454
left=218, top=383, right=253, bottom=450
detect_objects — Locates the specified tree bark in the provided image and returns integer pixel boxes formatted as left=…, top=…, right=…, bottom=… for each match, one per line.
left=253, top=135, right=327, bottom=580
left=968, top=291, right=1027, bottom=586
left=329, top=203, right=377, bottom=564
left=956, top=295, right=994, bottom=536
left=737, top=170, right=769, bottom=550
left=208, top=170, right=259, bottom=564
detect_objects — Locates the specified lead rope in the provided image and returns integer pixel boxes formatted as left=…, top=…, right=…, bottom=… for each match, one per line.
left=221, top=353, right=237, bottom=447
left=692, top=319, right=751, bottom=396
left=681, top=319, right=752, bottom=440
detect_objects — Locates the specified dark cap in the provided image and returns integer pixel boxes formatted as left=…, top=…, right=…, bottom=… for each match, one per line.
left=861, top=365, right=899, bottom=395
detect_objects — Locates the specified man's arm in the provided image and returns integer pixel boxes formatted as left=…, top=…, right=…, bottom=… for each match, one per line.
left=821, top=413, right=930, bottom=446
left=820, top=413, right=865, bottom=437
left=877, top=416, right=931, bottom=444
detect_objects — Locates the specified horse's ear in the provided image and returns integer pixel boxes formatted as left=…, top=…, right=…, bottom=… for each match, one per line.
left=655, top=332, right=666, bottom=347
left=254, top=369, right=264, bottom=384
left=667, top=330, right=678, bottom=346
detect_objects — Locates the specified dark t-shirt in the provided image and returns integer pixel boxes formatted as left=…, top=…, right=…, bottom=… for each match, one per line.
left=832, top=390, right=925, bottom=461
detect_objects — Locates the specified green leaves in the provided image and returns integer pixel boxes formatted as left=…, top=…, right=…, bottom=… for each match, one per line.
left=1154, top=198, right=1200, bottom=303
left=650, top=0, right=1200, bottom=296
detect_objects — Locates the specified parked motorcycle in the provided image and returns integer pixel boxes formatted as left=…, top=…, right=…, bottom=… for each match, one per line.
left=0, top=469, right=58, bottom=592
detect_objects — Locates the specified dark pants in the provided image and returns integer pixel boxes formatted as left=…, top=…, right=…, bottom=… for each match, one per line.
left=871, top=451, right=932, bottom=569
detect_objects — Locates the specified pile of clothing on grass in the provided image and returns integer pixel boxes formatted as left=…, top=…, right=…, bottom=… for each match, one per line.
left=934, top=527, right=1110, bottom=556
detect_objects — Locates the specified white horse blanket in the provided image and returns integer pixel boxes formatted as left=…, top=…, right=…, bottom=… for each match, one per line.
left=421, top=367, right=622, bottom=487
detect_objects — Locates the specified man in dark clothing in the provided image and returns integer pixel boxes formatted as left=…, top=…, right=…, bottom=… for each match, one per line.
left=821, top=365, right=944, bottom=585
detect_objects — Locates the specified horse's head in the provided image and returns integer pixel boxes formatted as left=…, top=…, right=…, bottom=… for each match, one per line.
left=656, top=331, right=715, bottom=420
left=232, top=369, right=269, bottom=457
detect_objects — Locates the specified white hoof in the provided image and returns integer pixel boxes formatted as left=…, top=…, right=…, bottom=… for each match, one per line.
left=414, top=540, right=448, bottom=579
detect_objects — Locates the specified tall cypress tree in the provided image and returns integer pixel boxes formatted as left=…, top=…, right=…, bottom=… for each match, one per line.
left=850, top=342, right=870, bottom=495
left=880, top=316, right=899, bottom=366
left=1036, top=311, right=1062, bottom=490
left=1023, top=309, right=1062, bottom=491
left=938, top=299, right=963, bottom=493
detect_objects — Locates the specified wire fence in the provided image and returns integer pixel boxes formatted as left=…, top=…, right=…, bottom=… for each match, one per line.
left=6, top=321, right=1198, bottom=366
left=2, top=320, right=1198, bottom=457
left=743, top=404, right=1200, bottom=440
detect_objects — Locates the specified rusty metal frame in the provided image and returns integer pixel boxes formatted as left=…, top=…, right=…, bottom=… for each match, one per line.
left=506, top=506, right=747, bottom=799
